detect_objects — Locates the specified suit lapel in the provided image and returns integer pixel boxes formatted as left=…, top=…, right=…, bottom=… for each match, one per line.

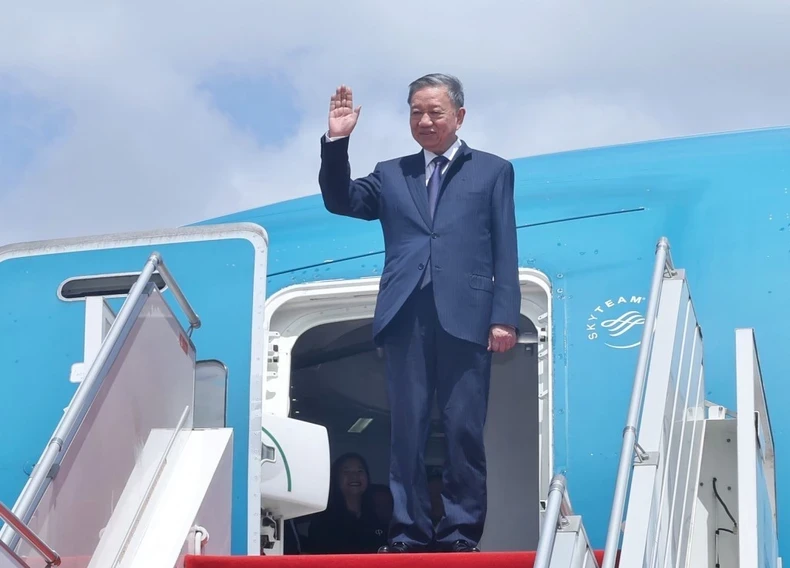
left=437, top=141, right=471, bottom=204
left=405, top=152, right=432, bottom=228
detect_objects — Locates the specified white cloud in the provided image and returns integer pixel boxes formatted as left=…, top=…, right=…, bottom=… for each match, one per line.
left=0, top=0, right=789, bottom=245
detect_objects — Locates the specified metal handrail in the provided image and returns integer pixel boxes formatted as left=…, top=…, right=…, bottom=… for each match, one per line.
left=192, top=525, right=209, bottom=555
left=0, top=501, right=59, bottom=566
left=534, top=474, right=573, bottom=568
left=601, top=237, right=674, bottom=568
left=0, top=252, right=200, bottom=549
left=153, top=253, right=201, bottom=336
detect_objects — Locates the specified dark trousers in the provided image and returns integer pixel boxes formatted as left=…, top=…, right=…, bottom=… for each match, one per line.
left=381, top=284, right=492, bottom=548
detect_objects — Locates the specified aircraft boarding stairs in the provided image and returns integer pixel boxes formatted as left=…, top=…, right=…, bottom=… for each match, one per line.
left=0, top=238, right=782, bottom=568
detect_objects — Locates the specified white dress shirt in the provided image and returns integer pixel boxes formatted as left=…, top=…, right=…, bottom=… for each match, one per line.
left=423, top=138, right=462, bottom=184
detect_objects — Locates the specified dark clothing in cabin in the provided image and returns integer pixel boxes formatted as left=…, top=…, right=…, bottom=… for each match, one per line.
left=308, top=507, right=388, bottom=554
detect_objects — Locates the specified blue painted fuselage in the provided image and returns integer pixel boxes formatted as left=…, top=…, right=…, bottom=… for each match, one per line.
left=199, top=125, right=790, bottom=553
left=1, top=125, right=789, bottom=556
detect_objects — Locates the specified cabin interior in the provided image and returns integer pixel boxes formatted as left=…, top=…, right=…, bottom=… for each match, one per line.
left=255, top=273, right=552, bottom=554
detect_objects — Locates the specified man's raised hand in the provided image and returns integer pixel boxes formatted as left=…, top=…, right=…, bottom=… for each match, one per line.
left=329, top=85, right=361, bottom=138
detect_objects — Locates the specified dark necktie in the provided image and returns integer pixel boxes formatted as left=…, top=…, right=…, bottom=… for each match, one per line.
left=421, top=155, right=449, bottom=289
left=427, top=155, right=449, bottom=219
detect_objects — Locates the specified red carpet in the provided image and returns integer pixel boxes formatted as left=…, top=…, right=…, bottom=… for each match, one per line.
left=185, top=550, right=617, bottom=567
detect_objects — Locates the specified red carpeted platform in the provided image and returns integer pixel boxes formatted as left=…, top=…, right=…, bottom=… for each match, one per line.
left=185, top=550, right=617, bottom=568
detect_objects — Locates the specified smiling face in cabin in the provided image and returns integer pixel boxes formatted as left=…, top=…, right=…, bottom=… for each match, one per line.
left=339, top=456, right=369, bottom=498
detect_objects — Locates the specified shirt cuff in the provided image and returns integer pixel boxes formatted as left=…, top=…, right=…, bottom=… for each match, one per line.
left=324, top=131, right=349, bottom=143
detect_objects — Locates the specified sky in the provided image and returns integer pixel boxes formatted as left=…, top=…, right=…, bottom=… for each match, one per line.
left=1, top=1, right=789, bottom=246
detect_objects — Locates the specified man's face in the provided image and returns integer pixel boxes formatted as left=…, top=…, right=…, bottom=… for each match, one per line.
left=409, top=86, right=465, bottom=154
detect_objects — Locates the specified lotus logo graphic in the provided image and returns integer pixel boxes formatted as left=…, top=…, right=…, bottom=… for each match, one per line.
left=587, top=296, right=646, bottom=349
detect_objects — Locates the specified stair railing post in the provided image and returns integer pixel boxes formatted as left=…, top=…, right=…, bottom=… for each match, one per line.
left=601, top=237, right=673, bottom=568
left=534, top=474, right=571, bottom=568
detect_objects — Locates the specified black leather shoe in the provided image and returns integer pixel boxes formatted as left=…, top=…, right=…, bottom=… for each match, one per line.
left=444, top=540, right=480, bottom=552
left=378, top=542, right=413, bottom=553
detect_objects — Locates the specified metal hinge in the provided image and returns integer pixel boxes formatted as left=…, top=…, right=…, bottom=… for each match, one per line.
left=261, top=509, right=279, bottom=549
left=633, top=442, right=659, bottom=466
left=267, top=332, right=280, bottom=382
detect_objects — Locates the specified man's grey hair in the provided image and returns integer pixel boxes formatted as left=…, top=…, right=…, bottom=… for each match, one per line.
left=408, top=73, right=464, bottom=110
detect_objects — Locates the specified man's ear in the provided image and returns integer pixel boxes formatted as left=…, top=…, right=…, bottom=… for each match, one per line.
left=455, top=107, right=466, bottom=130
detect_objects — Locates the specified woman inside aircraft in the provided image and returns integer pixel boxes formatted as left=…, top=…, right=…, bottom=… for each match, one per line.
left=307, top=452, right=389, bottom=554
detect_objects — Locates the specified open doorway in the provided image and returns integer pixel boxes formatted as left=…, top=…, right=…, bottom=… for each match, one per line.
left=264, top=271, right=552, bottom=553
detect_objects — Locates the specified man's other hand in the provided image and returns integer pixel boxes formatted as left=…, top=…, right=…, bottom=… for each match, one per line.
left=329, top=85, right=361, bottom=138
left=488, top=324, right=517, bottom=353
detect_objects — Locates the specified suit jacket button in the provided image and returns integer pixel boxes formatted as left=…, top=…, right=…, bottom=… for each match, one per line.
left=431, top=233, right=438, bottom=239
left=418, top=263, right=424, bottom=270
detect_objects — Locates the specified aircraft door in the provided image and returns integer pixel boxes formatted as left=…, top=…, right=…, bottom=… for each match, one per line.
left=0, top=222, right=268, bottom=556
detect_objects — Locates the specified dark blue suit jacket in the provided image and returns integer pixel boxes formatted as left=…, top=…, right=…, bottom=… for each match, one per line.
left=318, top=135, right=521, bottom=347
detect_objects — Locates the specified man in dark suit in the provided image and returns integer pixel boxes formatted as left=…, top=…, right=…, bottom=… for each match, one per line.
left=318, top=74, right=521, bottom=553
